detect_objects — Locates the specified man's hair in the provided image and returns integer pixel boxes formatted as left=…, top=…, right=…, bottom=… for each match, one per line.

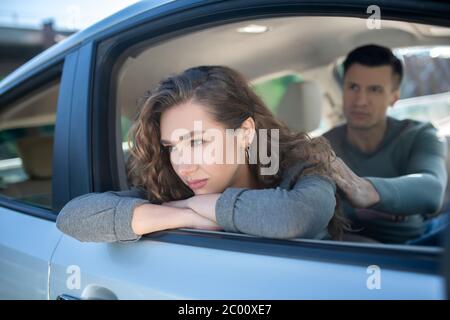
left=343, top=44, right=403, bottom=89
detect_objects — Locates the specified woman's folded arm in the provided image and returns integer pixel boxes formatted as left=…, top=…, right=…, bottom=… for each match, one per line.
left=56, top=189, right=149, bottom=242
left=216, top=175, right=336, bottom=239
left=56, top=188, right=221, bottom=242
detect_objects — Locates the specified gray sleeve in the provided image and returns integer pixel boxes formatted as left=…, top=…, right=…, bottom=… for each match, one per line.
left=56, top=188, right=149, bottom=242
left=367, top=126, right=447, bottom=215
left=215, top=175, right=336, bottom=239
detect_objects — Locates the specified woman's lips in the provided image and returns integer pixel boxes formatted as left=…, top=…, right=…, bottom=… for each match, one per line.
left=188, top=178, right=208, bottom=190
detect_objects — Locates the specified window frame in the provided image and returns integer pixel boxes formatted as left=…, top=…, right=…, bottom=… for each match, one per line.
left=0, top=62, right=66, bottom=221
left=88, top=0, right=450, bottom=282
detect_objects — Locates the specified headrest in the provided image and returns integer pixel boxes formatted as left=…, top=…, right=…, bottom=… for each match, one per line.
left=16, top=136, right=53, bottom=179
left=276, top=81, right=323, bottom=132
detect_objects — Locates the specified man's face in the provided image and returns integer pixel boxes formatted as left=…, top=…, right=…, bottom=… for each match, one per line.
left=343, top=63, right=400, bottom=130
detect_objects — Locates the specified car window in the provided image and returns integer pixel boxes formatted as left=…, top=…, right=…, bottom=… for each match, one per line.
left=0, top=81, right=59, bottom=209
left=395, top=46, right=450, bottom=99
left=111, top=16, right=449, bottom=248
left=388, top=47, right=450, bottom=135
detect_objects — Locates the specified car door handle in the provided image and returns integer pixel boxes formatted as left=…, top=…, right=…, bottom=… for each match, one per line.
left=56, top=294, right=81, bottom=300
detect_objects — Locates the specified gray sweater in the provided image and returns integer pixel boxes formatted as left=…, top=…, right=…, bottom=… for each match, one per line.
left=56, top=162, right=336, bottom=242
left=324, top=117, right=447, bottom=243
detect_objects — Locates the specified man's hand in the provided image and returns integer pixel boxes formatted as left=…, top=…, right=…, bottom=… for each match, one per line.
left=163, top=193, right=221, bottom=222
left=331, top=157, right=380, bottom=208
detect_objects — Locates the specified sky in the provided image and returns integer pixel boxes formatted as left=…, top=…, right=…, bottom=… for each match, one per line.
left=0, top=0, right=141, bottom=31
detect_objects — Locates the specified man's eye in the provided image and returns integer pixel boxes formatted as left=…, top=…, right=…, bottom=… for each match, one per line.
left=369, top=86, right=383, bottom=93
left=348, top=84, right=358, bottom=91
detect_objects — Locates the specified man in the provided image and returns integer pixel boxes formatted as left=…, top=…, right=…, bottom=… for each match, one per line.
left=323, top=44, right=447, bottom=244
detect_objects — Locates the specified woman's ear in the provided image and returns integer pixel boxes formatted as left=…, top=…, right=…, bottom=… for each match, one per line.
left=240, top=117, right=256, bottom=147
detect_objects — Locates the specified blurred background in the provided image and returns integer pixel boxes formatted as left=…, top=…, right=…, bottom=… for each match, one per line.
left=0, top=0, right=140, bottom=80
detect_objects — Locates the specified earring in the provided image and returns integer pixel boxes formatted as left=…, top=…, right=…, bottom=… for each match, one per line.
left=245, top=145, right=250, bottom=163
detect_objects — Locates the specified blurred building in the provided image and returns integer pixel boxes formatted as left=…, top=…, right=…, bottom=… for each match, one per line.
left=0, top=20, right=75, bottom=80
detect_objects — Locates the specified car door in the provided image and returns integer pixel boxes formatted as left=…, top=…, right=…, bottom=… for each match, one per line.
left=0, top=56, right=75, bottom=299
left=51, top=230, right=447, bottom=300
left=49, top=0, right=450, bottom=300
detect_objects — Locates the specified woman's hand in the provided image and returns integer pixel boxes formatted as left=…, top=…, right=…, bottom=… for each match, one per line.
left=163, top=193, right=221, bottom=222
left=183, top=209, right=222, bottom=230
left=131, top=203, right=221, bottom=235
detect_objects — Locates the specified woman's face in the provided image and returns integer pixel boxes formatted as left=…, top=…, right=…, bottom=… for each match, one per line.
left=160, top=101, right=252, bottom=195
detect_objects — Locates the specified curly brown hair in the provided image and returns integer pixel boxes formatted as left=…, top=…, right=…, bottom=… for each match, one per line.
left=127, top=65, right=348, bottom=240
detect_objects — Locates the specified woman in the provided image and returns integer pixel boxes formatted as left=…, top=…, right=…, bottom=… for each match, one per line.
left=56, top=65, right=346, bottom=242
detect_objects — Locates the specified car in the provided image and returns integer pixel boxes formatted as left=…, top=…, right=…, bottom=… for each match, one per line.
left=1, top=0, right=450, bottom=300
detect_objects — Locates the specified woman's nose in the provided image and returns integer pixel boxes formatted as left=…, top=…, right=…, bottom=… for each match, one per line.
left=176, top=163, right=198, bottom=177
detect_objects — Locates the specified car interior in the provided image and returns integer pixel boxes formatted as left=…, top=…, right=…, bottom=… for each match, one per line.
left=1, top=15, right=450, bottom=244
left=0, top=81, right=57, bottom=209
left=114, top=15, right=450, bottom=245
left=115, top=16, right=450, bottom=127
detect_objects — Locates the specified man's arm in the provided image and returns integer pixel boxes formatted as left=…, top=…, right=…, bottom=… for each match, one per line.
left=333, top=126, right=447, bottom=216
left=366, top=127, right=447, bottom=215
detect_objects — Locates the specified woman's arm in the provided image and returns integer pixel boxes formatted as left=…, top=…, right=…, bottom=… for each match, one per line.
left=163, top=194, right=220, bottom=221
left=132, top=203, right=221, bottom=236
left=56, top=189, right=220, bottom=243
left=214, top=175, right=336, bottom=239
left=165, top=175, right=336, bottom=239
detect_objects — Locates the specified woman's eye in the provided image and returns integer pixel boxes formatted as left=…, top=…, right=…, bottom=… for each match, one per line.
left=164, top=145, right=175, bottom=152
left=191, top=139, right=204, bottom=147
